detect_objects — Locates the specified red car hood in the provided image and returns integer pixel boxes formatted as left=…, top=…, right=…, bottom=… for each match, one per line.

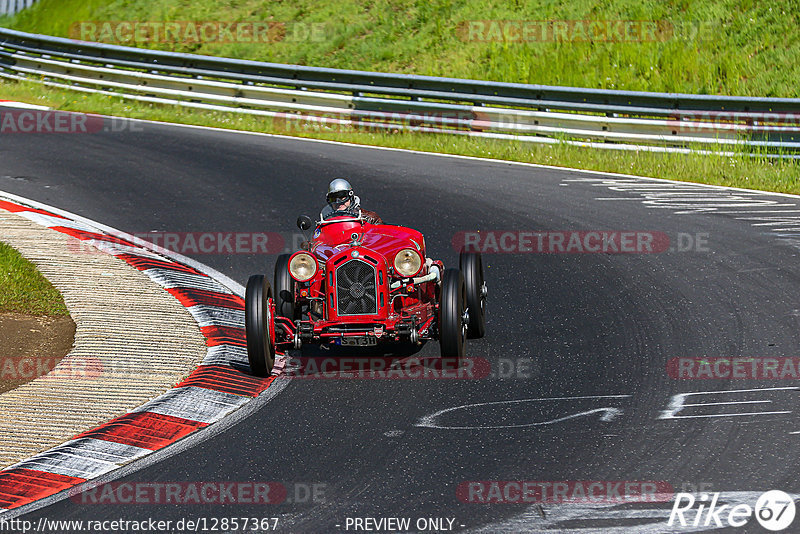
left=312, top=223, right=425, bottom=262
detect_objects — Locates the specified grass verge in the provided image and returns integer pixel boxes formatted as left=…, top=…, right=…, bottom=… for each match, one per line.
left=0, top=240, right=69, bottom=316
left=1, top=78, right=798, bottom=194
left=4, top=0, right=800, bottom=98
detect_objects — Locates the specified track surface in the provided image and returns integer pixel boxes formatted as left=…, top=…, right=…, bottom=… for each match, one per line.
left=2, top=117, right=800, bottom=533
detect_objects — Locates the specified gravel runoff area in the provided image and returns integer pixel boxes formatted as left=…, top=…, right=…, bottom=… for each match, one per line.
left=0, top=207, right=207, bottom=468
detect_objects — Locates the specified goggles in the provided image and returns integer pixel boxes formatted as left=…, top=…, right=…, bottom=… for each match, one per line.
left=327, top=190, right=352, bottom=203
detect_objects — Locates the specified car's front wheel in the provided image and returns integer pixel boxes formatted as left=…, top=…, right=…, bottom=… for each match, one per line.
left=245, top=274, right=276, bottom=377
left=460, top=250, right=486, bottom=338
left=439, top=268, right=467, bottom=362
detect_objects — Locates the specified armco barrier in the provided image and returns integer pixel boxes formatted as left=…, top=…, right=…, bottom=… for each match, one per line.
left=1, top=26, right=799, bottom=155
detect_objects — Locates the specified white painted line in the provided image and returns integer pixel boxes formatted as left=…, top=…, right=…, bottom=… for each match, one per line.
left=594, top=197, right=655, bottom=201
left=592, top=178, right=800, bottom=222
left=671, top=387, right=799, bottom=395
left=663, top=411, right=791, bottom=419
left=564, top=177, right=800, bottom=199
left=621, top=192, right=760, bottom=197
left=642, top=200, right=790, bottom=205
left=599, top=184, right=708, bottom=189
left=681, top=401, right=771, bottom=407
left=580, top=179, right=800, bottom=234
left=708, top=210, right=800, bottom=214
left=0, top=101, right=51, bottom=110
left=659, top=387, right=798, bottom=420
left=736, top=219, right=800, bottom=224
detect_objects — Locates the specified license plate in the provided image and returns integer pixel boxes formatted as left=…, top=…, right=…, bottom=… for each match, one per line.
left=338, top=336, right=377, bottom=347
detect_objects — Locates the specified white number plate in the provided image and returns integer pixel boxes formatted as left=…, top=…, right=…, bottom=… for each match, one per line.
left=339, top=336, right=377, bottom=346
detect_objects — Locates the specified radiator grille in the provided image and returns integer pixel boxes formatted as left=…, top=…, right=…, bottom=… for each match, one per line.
left=335, top=260, right=378, bottom=315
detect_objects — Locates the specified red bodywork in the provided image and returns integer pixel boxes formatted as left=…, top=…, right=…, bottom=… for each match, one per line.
left=274, top=216, right=443, bottom=347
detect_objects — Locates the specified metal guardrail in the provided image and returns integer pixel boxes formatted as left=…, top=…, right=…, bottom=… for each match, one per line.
left=0, top=0, right=34, bottom=17
left=1, top=26, right=800, bottom=155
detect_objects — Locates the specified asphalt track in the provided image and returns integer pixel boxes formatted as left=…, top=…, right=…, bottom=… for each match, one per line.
left=2, top=114, right=800, bottom=533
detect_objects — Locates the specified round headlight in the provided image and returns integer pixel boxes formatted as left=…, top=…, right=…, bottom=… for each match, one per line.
left=289, top=252, right=317, bottom=282
left=394, top=248, right=422, bottom=277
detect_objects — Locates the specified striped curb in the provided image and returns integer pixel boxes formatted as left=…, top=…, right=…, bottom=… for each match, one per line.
left=0, top=196, right=281, bottom=513
left=0, top=207, right=209, bottom=467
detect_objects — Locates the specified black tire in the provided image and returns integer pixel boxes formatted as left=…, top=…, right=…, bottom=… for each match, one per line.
left=245, top=274, right=276, bottom=377
left=274, top=253, right=296, bottom=319
left=460, top=250, right=486, bottom=338
left=439, top=268, right=467, bottom=362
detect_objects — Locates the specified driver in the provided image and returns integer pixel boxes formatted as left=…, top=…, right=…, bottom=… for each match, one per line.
left=320, top=178, right=384, bottom=224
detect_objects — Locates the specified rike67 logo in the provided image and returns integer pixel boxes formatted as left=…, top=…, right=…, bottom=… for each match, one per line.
left=669, top=490, right=796, bottom=531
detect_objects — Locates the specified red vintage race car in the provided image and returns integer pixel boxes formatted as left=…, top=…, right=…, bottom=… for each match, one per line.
left=244, top=212, right=487, bottom=376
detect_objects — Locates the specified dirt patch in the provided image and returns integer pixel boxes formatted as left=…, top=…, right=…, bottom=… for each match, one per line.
left=0, top=312, right=76, bottom=393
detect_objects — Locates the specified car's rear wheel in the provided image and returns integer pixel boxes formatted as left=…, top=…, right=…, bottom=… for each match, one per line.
left=245, top=274, right=276, bottom=377
left=440, top=268, right=467, bottom=362
left=460, top=250, right=486, bottom=338
left=274, top=253, right=296, bottom=319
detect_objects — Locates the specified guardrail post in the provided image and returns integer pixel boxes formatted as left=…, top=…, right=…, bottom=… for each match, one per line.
left=1, top=0, right=37, bottom=15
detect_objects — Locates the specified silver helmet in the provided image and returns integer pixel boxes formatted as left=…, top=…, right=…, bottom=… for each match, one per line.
left=326, top=178, right=356, bottom=208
